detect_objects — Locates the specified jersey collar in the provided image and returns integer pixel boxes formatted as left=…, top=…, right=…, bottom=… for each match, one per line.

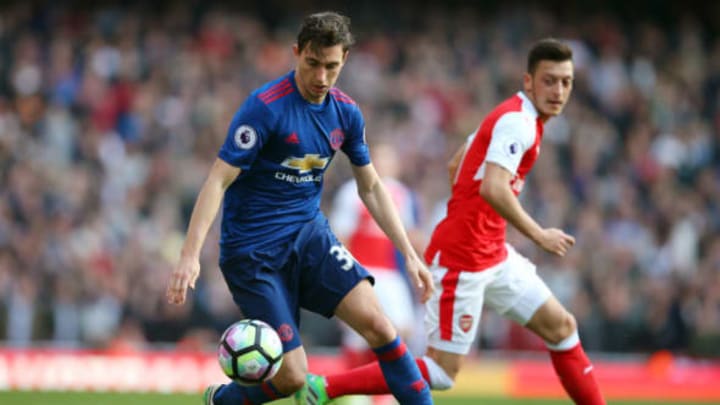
left=517, top=91, right=540, bottom=120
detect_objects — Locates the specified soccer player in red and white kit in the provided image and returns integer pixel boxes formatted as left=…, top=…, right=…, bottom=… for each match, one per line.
left=295, top=38, right=605, bottom=405
left=331, top=143, right=423, bottom=405
left=331, top=143, right=422, bottom=364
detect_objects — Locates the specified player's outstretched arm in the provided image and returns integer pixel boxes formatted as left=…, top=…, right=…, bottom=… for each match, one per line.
left=350, top=163, right=434, bottom=302
left=480, top=162, right=574, bottom=256
left=166, top=158, right=240, bottom=305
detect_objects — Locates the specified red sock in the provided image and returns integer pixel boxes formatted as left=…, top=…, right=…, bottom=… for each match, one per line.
left=342, top=347, right=377, bottom=368
left=549, top=344, right=605, bottom=405
left=326, top=358, right=430, bottom=398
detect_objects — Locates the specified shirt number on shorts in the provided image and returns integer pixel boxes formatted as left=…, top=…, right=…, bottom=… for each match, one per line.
left=330, top=245, right=354, bottom=271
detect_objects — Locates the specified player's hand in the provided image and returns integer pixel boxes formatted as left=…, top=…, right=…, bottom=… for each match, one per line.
left=405, top=254, right=435, bottom=303
left=166, top=255, right=200, bottom=305
left=537, top=228, right=575, bottom=257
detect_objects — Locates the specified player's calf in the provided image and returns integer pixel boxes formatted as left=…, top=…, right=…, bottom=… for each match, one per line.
left=298, top=356, right=453, bottom=404
left=271, top=353, right=309, bottom=394
left=335, top=283, right=432, bottom=403
left=372, top=337, right=432, bottom=404
left=547, top=332, right=606, bottom=405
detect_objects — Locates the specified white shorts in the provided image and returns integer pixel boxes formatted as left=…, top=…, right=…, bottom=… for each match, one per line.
left=425, top=245, right=552, bottom=354
left=342, top=268, right=415, bottom=349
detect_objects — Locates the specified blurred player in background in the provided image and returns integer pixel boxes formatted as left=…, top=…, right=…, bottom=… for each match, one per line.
left=330, top=142, right=425, bottom=405
left=165, top=11, right=433, bottom=405
left=296, top=38, right=605, bottom=405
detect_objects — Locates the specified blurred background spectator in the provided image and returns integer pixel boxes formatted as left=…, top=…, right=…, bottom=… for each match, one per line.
left=0, top=0, right=719, bottom=359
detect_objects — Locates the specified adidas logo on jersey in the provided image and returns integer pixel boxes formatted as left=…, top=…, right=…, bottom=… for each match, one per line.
left=285, top=132, right=300, bottom=144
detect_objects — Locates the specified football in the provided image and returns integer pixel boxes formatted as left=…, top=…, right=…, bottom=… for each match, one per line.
left=217, top=319, right=284, bottom=385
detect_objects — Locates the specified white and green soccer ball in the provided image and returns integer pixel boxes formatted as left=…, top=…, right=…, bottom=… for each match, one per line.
left=217, top=319, right=284, bottom=385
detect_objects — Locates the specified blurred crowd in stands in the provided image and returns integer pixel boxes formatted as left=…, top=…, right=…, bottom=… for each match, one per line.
left=1, top=1, right=719, bottom=357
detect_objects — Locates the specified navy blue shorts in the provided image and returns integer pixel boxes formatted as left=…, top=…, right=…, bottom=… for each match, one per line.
left=219, top=215, right=374, bottom=352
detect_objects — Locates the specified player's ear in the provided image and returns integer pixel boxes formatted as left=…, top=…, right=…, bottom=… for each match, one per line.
left=293, top=43, right=300, bottom=57
left=342, top=50, right=349, bottom=64
left=523, top=72, right=532, bottom=94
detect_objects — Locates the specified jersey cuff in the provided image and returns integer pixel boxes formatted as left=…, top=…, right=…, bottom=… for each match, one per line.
left=217, top=150, right=244, bottom=169
left=484, top=156, right=517, bottom=175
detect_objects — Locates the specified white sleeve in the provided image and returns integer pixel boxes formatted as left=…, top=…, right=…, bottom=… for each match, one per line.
left=330, top=180, right=360, bottom=240
left=484, top=112, right=536, bottom=175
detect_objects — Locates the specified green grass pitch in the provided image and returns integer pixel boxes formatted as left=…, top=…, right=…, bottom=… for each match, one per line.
left=0, top=391, right=708, bottom=405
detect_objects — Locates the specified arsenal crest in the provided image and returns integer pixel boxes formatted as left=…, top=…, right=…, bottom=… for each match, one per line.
left=459, top=314, right=474, bottom=333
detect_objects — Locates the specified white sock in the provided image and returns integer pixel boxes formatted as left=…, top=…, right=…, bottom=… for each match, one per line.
left=545, top=330, right=580, bottom=351
left=421, top=355, right=454, bottom=390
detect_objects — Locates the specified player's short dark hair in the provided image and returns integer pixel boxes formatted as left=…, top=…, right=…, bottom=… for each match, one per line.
left=297, top=11, right=355, bottom=54
left=527, top=38, right=573, bottom=74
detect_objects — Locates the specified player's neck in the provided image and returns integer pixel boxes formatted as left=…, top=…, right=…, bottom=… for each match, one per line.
left=298, top=88, right=327, bottom=104
left=524, top=92, right=552, bottom=123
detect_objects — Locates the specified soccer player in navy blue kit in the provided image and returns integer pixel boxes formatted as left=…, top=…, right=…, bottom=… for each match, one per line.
left=165, top=12, right=434, bottom=405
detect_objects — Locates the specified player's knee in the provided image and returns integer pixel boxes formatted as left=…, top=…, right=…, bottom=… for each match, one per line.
left=360, top=315, right=396, bottom=347
left=547, top=312, right=577, bottom=345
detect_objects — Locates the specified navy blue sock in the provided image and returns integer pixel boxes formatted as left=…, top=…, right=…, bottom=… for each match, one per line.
left=373, top=336, right=433, bottom=404
left=214, top=380, right=285, bottom=405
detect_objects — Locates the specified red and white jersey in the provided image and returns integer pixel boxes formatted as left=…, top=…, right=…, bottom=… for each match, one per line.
left=425, top=92, right=544, bottom=272
left=331, top=177, right=419, bottom=272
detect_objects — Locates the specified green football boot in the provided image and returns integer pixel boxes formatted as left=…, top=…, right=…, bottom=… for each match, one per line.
left=202, top=384, right=222, bottom=405
left=295, top=374, right=331, bottom=405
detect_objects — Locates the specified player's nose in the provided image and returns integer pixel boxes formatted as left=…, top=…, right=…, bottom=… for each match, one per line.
left=315, top=67, right=328, bottom=84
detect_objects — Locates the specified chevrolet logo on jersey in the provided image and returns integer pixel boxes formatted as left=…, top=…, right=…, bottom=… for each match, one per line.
left=280, top=154, right=329, bottom=173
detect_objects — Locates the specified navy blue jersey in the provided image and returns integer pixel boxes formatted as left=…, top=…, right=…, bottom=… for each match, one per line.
left=218, top=71, right=370, bottom=263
